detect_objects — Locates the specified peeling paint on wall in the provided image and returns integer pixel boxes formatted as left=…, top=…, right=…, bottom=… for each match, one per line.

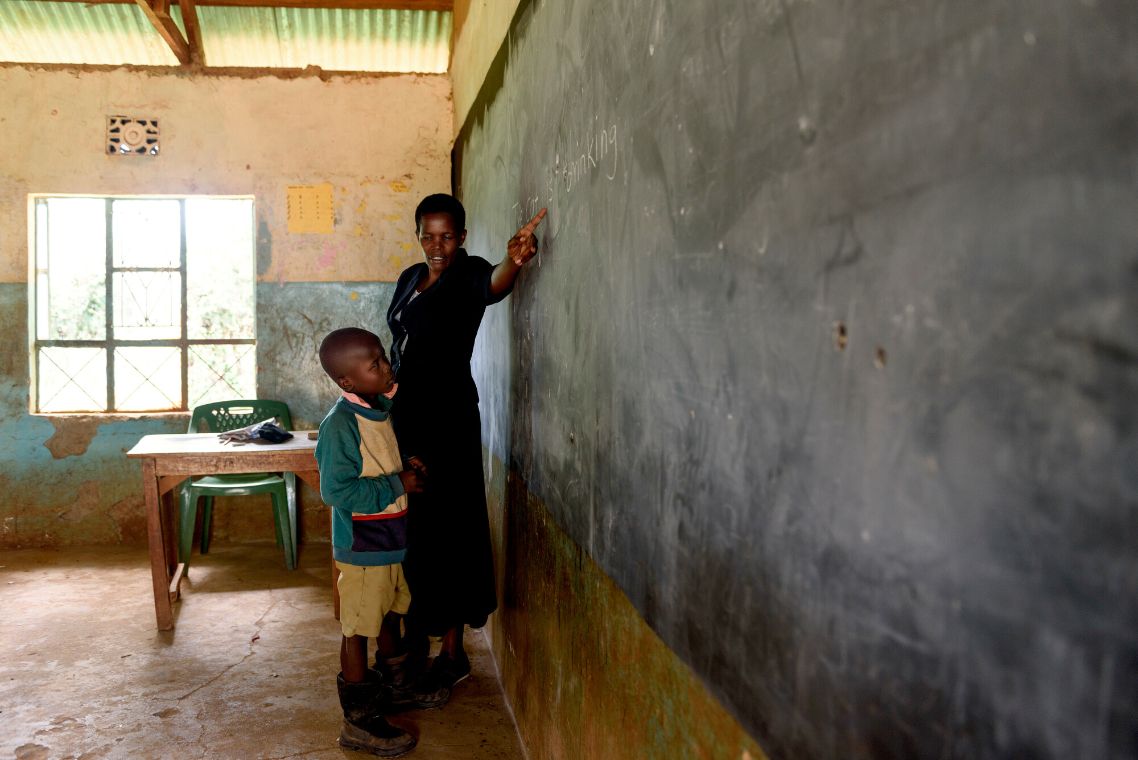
left=44, top=417, right=100, bottom=459
left=107, top=493, right=147, bottom=544
left=57, top=479, right=101, bottom=524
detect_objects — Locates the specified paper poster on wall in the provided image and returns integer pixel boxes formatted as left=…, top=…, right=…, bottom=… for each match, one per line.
left=287, top=183, right=334, bottom=233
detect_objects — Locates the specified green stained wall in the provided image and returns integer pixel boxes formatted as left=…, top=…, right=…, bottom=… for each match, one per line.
left=484, top=451, right=766, bottom=760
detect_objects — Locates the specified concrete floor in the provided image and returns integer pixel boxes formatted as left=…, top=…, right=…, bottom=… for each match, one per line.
left=0, top=543, right=527, bottom=760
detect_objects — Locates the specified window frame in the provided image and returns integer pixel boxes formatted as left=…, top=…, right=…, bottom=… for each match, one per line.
left=29, top=194, right=257, bottom=414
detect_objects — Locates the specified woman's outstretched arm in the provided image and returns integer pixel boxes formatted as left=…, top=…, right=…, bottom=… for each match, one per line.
left=488, top=208, right=547, bottom=297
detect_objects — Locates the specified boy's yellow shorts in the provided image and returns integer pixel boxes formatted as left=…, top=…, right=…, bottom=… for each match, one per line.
left=336, top=561, right=411, bottom=638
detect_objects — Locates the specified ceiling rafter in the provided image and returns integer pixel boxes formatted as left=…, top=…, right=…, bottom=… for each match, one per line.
left=36, top=0, right=452, bottom=10
left=179, top=0, right=204, bottom=65
left=132, top=0, right=193, bottom=65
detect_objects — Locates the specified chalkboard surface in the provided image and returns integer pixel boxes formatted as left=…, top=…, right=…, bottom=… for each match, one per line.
left=455, top=1, right=1138, bottom=757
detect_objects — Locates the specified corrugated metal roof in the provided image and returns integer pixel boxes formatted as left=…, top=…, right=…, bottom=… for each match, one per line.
left=0, top=1, right=181, bottom=66
left=0, top=2, right=452, bottom=73
left=200, top=6, right=451, bottom=72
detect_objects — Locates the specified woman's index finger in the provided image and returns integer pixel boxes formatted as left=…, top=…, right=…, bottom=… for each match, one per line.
left=518, top=207, right=548, bottom=236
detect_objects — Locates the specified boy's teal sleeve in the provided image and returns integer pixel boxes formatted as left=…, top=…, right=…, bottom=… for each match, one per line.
left=316, top=411, right=402, bottom=514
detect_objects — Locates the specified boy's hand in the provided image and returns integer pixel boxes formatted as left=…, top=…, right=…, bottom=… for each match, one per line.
left=507, top=208, right=547, bottom=266
left=404, top=456, right=428, bottom=477
left=398, top=468, right=426, bottom=494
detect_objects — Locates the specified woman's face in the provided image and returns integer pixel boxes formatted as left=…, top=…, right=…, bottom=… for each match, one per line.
left=418, top=212, right=467, bottom=274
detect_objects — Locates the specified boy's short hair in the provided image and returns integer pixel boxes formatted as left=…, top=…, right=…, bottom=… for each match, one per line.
left=415, top=193, right=466, bottom=233
left=319, top=327, right=380, bottom=381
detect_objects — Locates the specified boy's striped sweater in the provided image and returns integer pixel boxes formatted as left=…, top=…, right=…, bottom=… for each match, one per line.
left=315, top=395, right=407, bottom=566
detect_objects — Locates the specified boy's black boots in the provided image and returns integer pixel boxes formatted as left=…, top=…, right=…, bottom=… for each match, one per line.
left=336, top=672, right=417, bottom=757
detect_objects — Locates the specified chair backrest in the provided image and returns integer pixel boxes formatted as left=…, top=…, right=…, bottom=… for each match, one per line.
left=188, top=399, right=293, bottom=434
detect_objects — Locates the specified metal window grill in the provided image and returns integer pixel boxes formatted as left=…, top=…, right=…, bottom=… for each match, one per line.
left=32, top=196, right=256, bottom=413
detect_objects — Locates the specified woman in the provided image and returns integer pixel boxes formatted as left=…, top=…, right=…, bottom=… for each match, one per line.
left=386, top=193, right=546, bottom=688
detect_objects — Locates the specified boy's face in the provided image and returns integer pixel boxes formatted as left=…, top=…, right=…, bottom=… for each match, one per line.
left=418, top=212, right=467, bottom=275
left=336, top=338, right=395, bottom=398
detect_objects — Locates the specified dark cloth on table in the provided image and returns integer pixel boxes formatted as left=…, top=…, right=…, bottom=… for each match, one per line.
left=386, top=249, right=511, bottom=634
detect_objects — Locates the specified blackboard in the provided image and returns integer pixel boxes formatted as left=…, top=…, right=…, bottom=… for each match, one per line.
left=454, top=0, right=1138, bottom=757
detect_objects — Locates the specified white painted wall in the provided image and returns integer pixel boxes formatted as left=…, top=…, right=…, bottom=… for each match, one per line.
left=0, top=66, right=454, bottom=285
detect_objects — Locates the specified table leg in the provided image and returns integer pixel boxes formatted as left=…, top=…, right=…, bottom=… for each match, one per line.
left=143, top=458, right=175, bottom=630
left=294, top=469, right=338, bottom=619
left=162, top=482, right=187, bottom=606
left=162, top=486, right=177, bottom=576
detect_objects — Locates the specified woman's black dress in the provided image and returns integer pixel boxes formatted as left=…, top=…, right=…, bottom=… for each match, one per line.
left=386, top=249, right=511, bottom=635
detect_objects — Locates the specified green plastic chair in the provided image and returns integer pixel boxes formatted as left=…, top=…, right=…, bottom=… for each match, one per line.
left=178, top=400, right=298, bottom=570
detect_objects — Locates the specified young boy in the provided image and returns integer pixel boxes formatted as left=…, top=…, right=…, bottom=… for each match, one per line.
left=315, top=327, right=446, bottom=757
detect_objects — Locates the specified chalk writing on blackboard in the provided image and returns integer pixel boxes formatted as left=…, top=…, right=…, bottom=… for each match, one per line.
left=561, top=120, right=619, bottom=192
left=513, top=118, right=620, bottom=229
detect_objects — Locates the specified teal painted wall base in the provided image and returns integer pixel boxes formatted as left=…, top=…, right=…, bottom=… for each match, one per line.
left=1, top=281, right=395, bottom=549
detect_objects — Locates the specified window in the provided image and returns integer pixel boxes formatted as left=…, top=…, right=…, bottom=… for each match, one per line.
left=31, top=196, right=256, bottom=413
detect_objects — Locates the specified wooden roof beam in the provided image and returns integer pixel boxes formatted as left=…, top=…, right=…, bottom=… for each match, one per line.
left=178, top=0, right=205, bottom=65
left=133, top=0, right=192, bottom=65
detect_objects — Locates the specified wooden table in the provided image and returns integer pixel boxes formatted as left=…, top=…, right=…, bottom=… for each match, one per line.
left=127, top=432, right=321, bottom=630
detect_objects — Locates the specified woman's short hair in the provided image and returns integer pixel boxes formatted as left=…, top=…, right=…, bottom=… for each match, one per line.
left=415, top=193, right=466, bottom=233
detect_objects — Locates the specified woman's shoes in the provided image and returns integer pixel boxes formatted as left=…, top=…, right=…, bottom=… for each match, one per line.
left=383, top=669, right=451, bottom=711
left=429, top=651, right=472, bottom=689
